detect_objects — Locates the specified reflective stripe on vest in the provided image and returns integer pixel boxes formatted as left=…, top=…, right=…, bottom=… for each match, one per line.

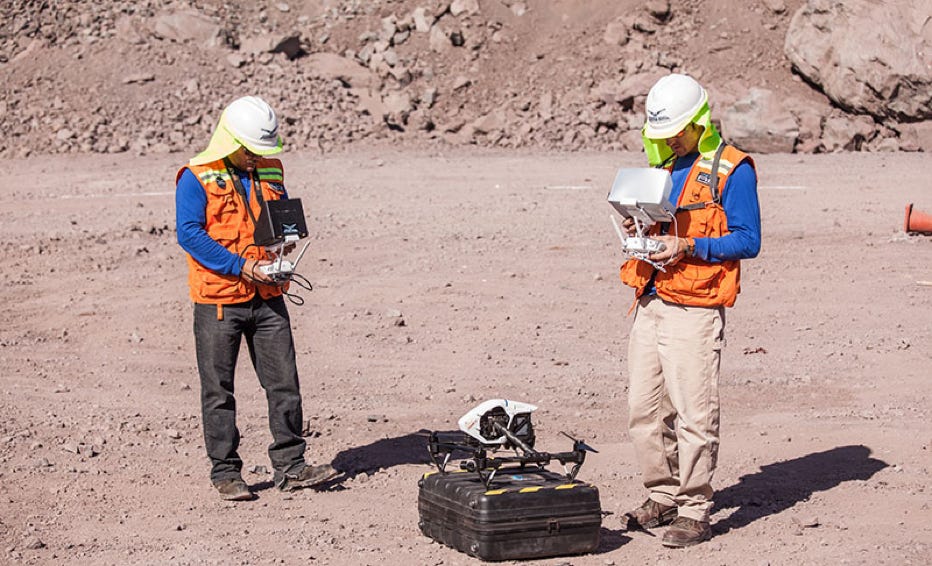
left=177, top=157, right=287, bottom=304
left=619, top=144, right=754, bottom=308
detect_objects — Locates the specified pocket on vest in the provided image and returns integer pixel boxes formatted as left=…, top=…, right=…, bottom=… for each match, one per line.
left=662, top=263, right=721, bottom=298
left=199, top=273, right=247, bottom=301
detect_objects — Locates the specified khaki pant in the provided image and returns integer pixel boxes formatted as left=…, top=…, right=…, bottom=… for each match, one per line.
left=627, top=295, right=725, bottom=522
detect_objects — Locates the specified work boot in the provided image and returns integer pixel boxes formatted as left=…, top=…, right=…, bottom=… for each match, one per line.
left=620, top=498, right=678, bottom=530
left=214, top=478, right=253, bottom=501
left=661, top=517, right=712, bottom=548
left=277, top=464, right=339, bottom=492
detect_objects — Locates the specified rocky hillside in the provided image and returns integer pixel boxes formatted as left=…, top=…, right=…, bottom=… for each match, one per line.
left=0, top=0, right=928, bottom=158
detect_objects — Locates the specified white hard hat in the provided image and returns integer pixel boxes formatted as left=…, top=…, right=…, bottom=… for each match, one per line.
left=643, top=74, right=708, bottom=139
left=222, top=96, right=283, bottom=155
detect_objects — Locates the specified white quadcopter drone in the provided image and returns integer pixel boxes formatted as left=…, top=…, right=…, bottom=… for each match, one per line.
left=429, top=399, right=598, bottom=487
left=607, top=168, right=677, bottom=272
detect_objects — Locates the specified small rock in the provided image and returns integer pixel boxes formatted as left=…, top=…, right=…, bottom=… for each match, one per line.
left=450, top=0, right=480, bottom=17
left=23, top=536, right=45, bottom=550
left=122, top=73, right=155, bottom=85
left=802, top=516, right=820, bottom=528
left=226, top=53, right=247, bottom=68
left=761, top=0, right=786, bottom=14
left=413, top=8, right=432, bottom=33
left=78, top=444, right=99, bottom=457
left=646, top=0, right=671, bottom=21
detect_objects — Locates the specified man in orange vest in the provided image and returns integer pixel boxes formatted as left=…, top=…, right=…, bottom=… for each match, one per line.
left=617, top=74, right=761, bottom=546
left=175, top=96, right=336, bottom=501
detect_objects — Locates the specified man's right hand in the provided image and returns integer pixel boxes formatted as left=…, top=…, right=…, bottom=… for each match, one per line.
left=242, top=258, right=274, bottom=284
left=621, top=217, right=638, bottom=237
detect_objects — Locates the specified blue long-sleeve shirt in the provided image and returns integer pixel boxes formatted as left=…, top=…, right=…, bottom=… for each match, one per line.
left=667, top=151, right=761, bottom=262
left=176, top=167, right=287, bottom=276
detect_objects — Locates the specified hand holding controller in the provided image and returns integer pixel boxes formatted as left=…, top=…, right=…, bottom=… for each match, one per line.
left=259, top=260, right=295, bottom=281
left=253, top=241, right=310, bottom=284
left=623, top=237, right=667, bottom=255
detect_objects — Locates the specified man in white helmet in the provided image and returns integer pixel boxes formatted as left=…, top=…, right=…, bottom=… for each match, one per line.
left=617, top=74, right=761, bottom=546
left=175, top=96, right=337, bottom=500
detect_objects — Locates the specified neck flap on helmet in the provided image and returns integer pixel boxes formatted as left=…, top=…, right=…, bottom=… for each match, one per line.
left=189, top=110, right=244, bottom=166
left=640, top=101, right=722, bottom=167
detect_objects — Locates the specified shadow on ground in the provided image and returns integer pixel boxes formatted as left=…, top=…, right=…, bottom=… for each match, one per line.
left=597, top=525, right=631, bottom=554
left=713, top=444, right=888, bottom=534
left=331, top=429, right=435, bottom=479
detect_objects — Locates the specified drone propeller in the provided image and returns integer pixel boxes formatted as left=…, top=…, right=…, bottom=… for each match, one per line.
left=560, top=431, right=599, bottom=453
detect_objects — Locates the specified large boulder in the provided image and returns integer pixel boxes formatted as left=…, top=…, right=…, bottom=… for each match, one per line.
left=720, top=88, right=799, bottom=154
left=304, top=52, right=380, bottom=89
left=239, top=34, right=303, bottom=59
left=785, top=0, right=932, bottom=121
left=150, top=11, right=224, bottom=48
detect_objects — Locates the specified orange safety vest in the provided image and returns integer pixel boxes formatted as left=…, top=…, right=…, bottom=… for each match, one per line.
left=620, top=144, right=755, bottom=308
left=177, top=157, right=287, bottom=304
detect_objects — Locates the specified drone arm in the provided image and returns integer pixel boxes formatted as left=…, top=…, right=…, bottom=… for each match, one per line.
left=492, top=422, right=538, bottom=455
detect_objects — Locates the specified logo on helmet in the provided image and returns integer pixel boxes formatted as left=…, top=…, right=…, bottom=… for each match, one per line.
left=260, top=125, right=278, bottom=141
left=648, top=108, right=670, bottom=125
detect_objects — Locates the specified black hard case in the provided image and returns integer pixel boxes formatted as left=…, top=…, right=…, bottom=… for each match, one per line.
left=417, top=468, right=601, bottom=561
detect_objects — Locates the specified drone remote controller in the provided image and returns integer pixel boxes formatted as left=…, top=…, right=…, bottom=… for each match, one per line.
left=623, top=237, right=666, bottom=255
left=257, top=241, right=310, bottom=282
left=259, top=260, right=295, bottom=280
left=607, top=168, right=678, bottom=271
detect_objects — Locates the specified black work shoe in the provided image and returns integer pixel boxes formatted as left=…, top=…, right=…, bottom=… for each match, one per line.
left=620, top=498, right=678, bottom=531
left=214, top=478, right=253, bottom=501
left=661, top=516, right=712, bottom=547
left=277, top=464, right=339, bottom=492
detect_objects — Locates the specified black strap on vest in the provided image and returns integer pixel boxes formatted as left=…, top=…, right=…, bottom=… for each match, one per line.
left=709, top=142, right=727, bottom=203
left=654, top=153, right=676, bottom=170
left=223, top=157, right=264, bottom=228
left=676, top=143, right=728, bottom=212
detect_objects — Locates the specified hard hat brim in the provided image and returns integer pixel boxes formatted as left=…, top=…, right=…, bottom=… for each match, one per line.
left=643, top=116, right=696, bottom=140
left=240, top=136, right=283, bottom=156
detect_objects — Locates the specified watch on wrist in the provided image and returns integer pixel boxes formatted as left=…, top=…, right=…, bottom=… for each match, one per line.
left=685, top=238, right=695, bottom=257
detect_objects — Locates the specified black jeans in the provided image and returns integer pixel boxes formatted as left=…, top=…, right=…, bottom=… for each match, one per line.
left=193, top=295, right=306, bottom=483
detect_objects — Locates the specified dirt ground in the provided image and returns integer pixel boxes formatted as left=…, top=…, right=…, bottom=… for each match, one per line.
left=0, top=147, right=930, bottom=565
